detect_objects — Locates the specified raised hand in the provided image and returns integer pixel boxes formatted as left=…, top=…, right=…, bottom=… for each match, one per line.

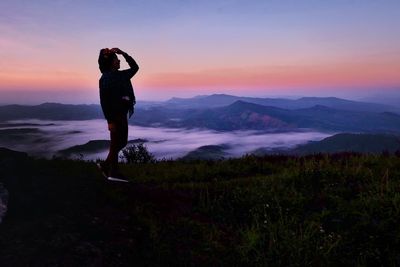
left=110, top=48, right=125, bottom=55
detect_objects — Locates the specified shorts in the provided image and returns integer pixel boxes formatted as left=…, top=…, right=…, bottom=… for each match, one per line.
left=108, top=113, right=128, bottom=150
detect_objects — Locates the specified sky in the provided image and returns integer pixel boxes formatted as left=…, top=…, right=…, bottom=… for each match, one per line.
left=0, top=0, right=399, bottom=104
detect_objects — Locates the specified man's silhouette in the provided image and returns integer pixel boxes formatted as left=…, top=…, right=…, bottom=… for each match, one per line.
left=97, top=48, right=139, bottom=179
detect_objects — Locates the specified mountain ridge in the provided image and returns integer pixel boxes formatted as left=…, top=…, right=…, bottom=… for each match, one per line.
left=164, top=94, right=399, bottom=113
left=1, top=95, right=400, bottom=133
left=177, top=100, right=400, bottom=132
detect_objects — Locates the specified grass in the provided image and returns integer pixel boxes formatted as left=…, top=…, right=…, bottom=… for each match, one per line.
left=0, top=153, right=400, bottom=266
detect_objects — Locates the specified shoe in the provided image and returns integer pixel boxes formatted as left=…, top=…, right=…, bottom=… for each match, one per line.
left=108, top=170, right=126, bottom=179
left=96, top=161, right=109, bottom=178
left=107, top=170, right=129, bottom=183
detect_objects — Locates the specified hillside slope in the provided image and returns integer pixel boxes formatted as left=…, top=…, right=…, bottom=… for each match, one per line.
left=253, top=133, right=400, bottom=156
left=1, top=151, right=400, bottom=266
left=293, top=133, right=400, bottom=154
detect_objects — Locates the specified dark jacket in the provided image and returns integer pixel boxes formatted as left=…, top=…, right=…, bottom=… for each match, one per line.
left=99, top=53, right=139, bottom=123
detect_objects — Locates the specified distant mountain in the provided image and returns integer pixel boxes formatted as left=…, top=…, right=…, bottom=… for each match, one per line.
left=176, top=101, right=294, bottom=131
left=294, top=106, right=400, bottom=132
left=0, top=102, right=188, bottom=126
left=1, top=97, right=400, bottom=133
left=165, top=94, right=399, bottom=113
left=175, top=101, right=400, bottom=132
left=360, top=92, right=400, bottom=107
left=0, top=103, right=103, bottom=121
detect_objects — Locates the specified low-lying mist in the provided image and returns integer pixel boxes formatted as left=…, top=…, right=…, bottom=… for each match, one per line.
left=0, top=119, right=333, bottom=160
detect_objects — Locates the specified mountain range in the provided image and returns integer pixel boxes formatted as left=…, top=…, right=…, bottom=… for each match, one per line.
left=165, top=101, right=400, bottom=132
left=164, top=94, right=399, bottom=112
left=1, top=94, right=399, bottom=133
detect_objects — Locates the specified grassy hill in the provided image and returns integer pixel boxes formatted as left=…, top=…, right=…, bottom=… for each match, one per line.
left=1, top=150, right=400, bottom=266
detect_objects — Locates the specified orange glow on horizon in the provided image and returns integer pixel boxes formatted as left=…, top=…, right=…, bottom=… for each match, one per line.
left=143, top=62, right=400, bottom=90
left=1, top=61, right=399, bottom=93
left=0, top=71, right=93, bottom=91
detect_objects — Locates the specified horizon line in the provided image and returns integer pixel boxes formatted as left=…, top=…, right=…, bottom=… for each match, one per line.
left=0, top=93, right=399, bottom=107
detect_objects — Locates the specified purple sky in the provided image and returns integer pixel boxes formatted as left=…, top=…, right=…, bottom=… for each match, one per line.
left=0, top=0, right=399, bottom=104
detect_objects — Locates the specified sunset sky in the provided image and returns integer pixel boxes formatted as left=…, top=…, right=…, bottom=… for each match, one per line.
left=0, top=0, right=399, bottom=104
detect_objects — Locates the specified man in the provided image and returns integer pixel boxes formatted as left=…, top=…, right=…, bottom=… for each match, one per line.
left=97, top=47, right=139, bottom=179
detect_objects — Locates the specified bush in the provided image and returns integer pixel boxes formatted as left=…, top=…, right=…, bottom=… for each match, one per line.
left=120, top=143, right=156, bottom=164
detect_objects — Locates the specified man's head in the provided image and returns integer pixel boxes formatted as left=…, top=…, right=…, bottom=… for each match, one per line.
left=98, top=48, right=120, bottom=73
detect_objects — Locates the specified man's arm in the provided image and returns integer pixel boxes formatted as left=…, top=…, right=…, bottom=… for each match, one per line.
left=111, top=48, right=139, bottom=78
left=121, top=52, right=139, bottom=78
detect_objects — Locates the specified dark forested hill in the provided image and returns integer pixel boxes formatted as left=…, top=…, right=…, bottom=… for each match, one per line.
left=292, top=133, right=400, bottom=154
left=253, top=133, right=400, bottom=155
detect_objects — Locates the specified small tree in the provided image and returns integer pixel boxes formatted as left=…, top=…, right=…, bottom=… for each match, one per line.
left=120, top=143, right=156, bottom=164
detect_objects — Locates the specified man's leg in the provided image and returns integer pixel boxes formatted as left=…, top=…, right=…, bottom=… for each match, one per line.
left=117, top=114, right=128, bottom=151
left=106, top=113, right=128, bottom=176
left=105, top=124, right=120, bottom=175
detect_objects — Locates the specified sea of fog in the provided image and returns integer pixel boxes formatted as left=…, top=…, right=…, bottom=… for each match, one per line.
left=0, top=119, right=333, bottom=160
